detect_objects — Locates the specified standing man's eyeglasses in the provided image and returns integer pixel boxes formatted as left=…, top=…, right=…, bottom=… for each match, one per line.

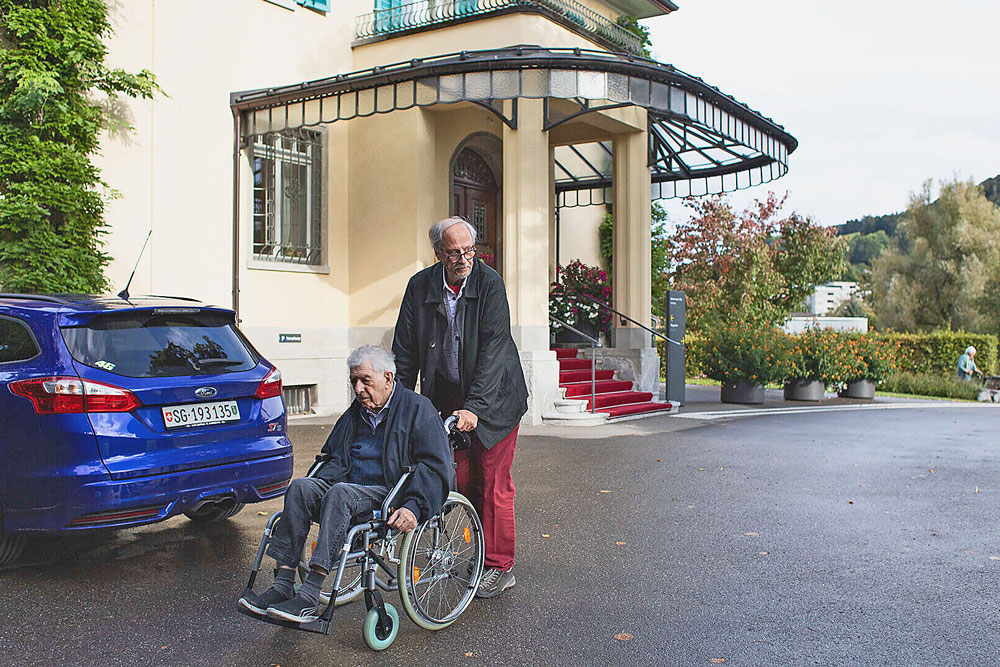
left=445, top=247, right=477, bottom=261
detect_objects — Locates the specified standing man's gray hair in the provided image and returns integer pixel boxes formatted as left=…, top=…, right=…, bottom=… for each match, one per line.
left=347, top=345, right=396, bottom=375
left=429, top=217, right=478, bottom=253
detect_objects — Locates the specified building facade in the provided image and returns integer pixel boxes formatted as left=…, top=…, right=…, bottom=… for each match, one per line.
left=99, top=0, right=796, bottom=420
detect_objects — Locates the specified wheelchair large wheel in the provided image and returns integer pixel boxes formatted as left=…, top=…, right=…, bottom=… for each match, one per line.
left=397, top=492, right=484, bottom=630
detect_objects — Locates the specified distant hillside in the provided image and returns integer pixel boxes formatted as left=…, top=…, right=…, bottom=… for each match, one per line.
left=982, top=175, right=1000, bottom=205
left=836, top=212, right=900, bottom=238
left=833, top=173, right=999, bottom=281
left=835, top=174, right=1000, bottom=238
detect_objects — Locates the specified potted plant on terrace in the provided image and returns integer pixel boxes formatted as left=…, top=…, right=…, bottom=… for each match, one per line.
left=549, top=260, right=613, bottom=345
left=839, top=333, right=898, bottom=399
left=703, top=320, right=787, bottom=404
left=783, top=327, right=860, bottom=400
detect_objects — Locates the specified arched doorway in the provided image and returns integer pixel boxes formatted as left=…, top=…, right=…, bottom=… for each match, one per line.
left=450, top=145, right=501, bottom=272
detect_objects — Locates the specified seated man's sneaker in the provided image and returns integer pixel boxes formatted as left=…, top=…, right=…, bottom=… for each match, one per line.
left=239, top=587, right=290, bottom=616
left=266, top=594, right=320, bottom=623
left=475, top=567, right=515, bottom=599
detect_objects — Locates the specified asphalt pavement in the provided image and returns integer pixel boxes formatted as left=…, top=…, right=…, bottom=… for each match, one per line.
left=2, top=389, right=998, bottom=666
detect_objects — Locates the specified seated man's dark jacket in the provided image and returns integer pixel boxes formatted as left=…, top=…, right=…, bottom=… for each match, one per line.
left=392, top=259, right=528, bottom=449
left=315, top=384, right=450, bottom=523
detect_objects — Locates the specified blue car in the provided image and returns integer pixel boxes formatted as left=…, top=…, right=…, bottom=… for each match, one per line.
left=0, top=294, right=293, bottom=564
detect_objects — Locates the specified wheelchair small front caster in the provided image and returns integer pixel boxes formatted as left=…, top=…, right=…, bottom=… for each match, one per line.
left=362, top=603, right=399, bottom=650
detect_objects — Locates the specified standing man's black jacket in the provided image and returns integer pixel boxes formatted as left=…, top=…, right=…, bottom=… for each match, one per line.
left=392, top=259, right=529, bottom=449
left=315, top=385, right=450, bottom=523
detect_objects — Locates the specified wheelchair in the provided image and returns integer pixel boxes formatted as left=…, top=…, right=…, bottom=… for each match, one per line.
left=236, top=416, right=484, bottom=650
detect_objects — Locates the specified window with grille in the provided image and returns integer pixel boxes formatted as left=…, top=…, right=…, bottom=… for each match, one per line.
left=282, top=385, right=314, bottom=416
left=252, top=130, right=323, bottom=265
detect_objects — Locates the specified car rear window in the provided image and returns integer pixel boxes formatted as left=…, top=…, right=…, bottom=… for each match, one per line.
left=0, top=316, right=40, bottom=364
left=60, top=310, right=259, bottom=378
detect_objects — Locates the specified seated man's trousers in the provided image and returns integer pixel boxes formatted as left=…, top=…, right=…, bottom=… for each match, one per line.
left=266, top=477, right=388, bottom=573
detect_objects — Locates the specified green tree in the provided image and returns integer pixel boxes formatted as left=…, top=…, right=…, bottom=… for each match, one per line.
left=870, top=178, right=1000, bottom=332
left=667, top=193, right=846, bottom=333
left=0, top=0, right=159, bottom=292
left=615, top=16, right=652, bottom=57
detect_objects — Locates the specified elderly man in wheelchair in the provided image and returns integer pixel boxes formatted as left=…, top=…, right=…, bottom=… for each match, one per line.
left=238, top=345, right=484, bottom=649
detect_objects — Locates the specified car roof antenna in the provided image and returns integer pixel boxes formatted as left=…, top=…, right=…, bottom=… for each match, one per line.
left=117, top=230, right=152, bottom=301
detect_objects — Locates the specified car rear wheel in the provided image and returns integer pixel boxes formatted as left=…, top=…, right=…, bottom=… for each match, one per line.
left=0, top=514, right=27, bottom=566
left=184, top=501, right=245, bottom=522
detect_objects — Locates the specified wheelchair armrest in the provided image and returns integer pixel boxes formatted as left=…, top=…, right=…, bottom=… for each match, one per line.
left=381, top=468, right=414, bottom=518
left=304, top=455, right=329, bottom=479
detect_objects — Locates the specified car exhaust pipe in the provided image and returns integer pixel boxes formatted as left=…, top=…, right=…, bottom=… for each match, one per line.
left=189, top=496, right=237, bottom=515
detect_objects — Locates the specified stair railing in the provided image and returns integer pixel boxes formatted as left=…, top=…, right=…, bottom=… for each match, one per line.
left=551, top=293, right=683, bottom=348
left=549, top=313, right=601, bottom=414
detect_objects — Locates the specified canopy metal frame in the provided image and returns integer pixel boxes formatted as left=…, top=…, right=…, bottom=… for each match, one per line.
left=231, top=45, right=796, bottom=204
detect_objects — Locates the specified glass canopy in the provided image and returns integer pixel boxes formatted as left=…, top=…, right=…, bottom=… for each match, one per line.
left=231, top=46, right=797, bottom=206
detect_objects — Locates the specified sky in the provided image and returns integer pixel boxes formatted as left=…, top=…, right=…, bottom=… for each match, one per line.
left=642, top=0, right=1000, bottom=227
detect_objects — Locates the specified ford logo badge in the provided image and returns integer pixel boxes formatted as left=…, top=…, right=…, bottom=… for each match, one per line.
left=195, top=386, right=217, bottom=399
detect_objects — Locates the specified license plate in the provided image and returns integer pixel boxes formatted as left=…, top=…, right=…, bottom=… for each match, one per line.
left=161, top=400, right=240, bottom=429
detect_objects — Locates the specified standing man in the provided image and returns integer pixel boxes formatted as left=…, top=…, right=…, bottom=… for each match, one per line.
left=393, top=217, right=528, bottom=598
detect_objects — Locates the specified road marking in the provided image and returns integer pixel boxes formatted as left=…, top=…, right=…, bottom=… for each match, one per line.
left=675, top=402, right=997, bottom=421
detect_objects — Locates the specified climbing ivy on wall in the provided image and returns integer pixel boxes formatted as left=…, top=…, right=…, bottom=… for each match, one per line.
left=0, top=0, right=158, bottom=292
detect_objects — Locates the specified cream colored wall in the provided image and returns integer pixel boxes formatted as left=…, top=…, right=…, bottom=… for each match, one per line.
left=99, top=0, right=362, bottom=319
left=346, top=104, right=500, bottom=332
left=559, top=205, right=607, bottom=270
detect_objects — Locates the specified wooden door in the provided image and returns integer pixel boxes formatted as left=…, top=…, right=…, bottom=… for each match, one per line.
left=451, top=148, right=500, bottom=272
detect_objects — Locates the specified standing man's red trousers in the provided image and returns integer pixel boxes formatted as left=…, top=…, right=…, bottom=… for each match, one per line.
left=454, top=425, right=518, bottom=571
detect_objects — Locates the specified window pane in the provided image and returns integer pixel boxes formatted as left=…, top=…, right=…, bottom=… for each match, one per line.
left=61, top=311, right=257, bottom=378
left=0, top=318, right=39, bottom=363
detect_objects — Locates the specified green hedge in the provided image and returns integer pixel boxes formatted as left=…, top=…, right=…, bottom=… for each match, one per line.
left=659, top=330, right=997, bottom=381
left=888, top=331, right=997, bottom=376
left=657, top=334, right=707, bottom=379
left=880, top=372, right=981, bottom=400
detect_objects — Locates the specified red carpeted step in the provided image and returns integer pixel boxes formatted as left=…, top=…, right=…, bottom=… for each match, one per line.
left=599, top=401, right=676, bottom=418
left=562, top=380, right=633, bottom=396
left=559, top=369, right=615, bottom=383
left=558, top=358, right=593, bottom=371
left=584, top=391, right=654, bottom=409
left=552, top=348, right=580, bottom=360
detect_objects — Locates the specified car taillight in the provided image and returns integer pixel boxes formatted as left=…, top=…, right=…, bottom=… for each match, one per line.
left=9, top=376, right=141, bottom=414
left=255, top=366, right=282, bottom=400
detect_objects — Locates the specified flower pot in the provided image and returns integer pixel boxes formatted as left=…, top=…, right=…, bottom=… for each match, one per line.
left=720, top=379, right=765, bottom=404
left=783, top=378, right=825, bottom=401
left=553, top=320, right=598, bottom=345
left=839, top=378, right=876, bottom=399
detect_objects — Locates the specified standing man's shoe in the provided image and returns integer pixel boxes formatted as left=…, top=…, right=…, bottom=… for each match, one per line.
left=476, top=568, right=515, bottom=598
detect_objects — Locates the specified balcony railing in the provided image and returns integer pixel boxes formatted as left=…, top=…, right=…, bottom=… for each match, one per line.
left=354, top=0, right=645, bottom=56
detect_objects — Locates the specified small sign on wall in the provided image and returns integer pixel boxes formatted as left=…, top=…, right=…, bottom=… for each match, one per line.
left=279, top=333, right=302, bottom=343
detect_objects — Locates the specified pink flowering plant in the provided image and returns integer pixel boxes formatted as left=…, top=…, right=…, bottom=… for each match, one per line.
left=549, top=260, right=613, bottom=335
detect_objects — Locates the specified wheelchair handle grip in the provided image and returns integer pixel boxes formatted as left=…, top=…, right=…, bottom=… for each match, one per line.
left=443, top=415, right=459, bottom=434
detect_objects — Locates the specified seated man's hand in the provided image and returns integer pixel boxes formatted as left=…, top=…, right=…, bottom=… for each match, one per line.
left=387, top=507, right=417, bottom=533
left=452, top=408, right=478, bottom=431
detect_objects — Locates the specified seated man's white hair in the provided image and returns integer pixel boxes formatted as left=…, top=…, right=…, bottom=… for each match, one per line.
left=429, top=217, right=477, bottom=253
left=347, top=345, right=396, bottom=375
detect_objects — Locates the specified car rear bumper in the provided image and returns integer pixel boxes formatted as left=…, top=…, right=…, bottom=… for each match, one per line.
left=4, top=452, right=293, bottom=532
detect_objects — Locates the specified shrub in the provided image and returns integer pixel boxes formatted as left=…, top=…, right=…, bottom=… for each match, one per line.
left=657, top=333, right=706, bottom=379
left=847, top=332, right=899, bottom=383
left=782, top=328, right=860, bottom=386
left=702, top=320, right=787, bottom=385
left=880, top=372, right=980, bottom=400
left=889, top=331, right=997, bottom=377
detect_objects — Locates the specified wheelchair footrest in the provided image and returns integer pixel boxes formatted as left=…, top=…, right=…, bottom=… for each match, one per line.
left=235, top=601, right=333, bottom=635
